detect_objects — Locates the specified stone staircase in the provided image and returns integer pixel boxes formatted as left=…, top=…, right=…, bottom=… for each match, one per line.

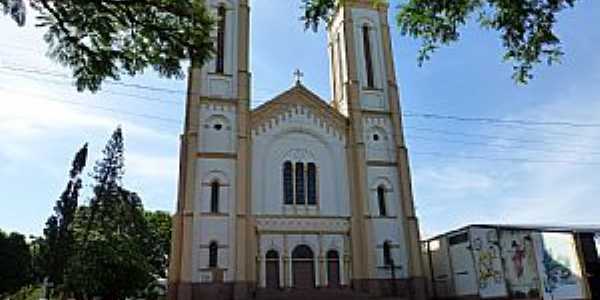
left=254, top=288, right=406, bottom=300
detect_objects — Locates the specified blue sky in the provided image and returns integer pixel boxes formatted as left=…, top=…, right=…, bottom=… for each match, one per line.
left=1, top=0, right=599, bottom=238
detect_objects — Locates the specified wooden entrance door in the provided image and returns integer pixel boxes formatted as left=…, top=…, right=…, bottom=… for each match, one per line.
left=292, top=245, right=315, bottom=289
left=265, top=250, right=280, bottom=289
left=326, top=250, right=340, bottom=287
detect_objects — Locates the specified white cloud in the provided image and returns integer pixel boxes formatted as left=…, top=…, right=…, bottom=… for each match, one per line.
left=126, top=153, right=178, bottom=182
left=416, top=84, right=600, bottom=238
left=415, top=166, right=494, bottom=191
left=0, top=82, right=180, bottom=184
left=0, top=85, right=174, bottom=141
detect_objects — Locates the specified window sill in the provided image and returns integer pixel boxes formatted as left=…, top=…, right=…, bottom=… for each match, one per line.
left=367, top=215, right=397, bottom=219
left=376, top=265, right=402, bottom=270
left=198, top=267, right=227, bottom=272
left=283, top=204, right=319, bottom=208
left=362, top=87, right=383, bottom=92
left=208, top=72, right=233, bottom=78
left=200, top=212, right=230, bottom=217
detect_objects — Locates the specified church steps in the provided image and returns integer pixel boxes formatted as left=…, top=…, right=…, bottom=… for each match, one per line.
left=253, top=287, right=408, bottom=300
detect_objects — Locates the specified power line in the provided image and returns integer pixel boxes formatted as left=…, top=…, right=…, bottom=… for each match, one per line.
left=406, top=135, right=600, bottom=156
left=5, top=72, right=598, bottom=155
left=2, top=63, right=599, bottom=130
left=0, top=68, right=278, bottom=108
left=0, top=62, right=283, bottom=96
left=2, top=85, right=599, bottom=167
left=404, top=126, right=600, bottom=154
left=403, top=125, right=600, bottom=146
left=6, top=63, right=596, bottom=131
left=0, top=86, right=182, bottom=126
left=241, top=131, right=600, bottom=166
left=0, top=66, right=310, bottom=110
left=405, top=114, right=600, bottom=141
left=0, top=70, right=185, bottom=105
left=2, top=64, right=600, bottom=150
left=404, top=110, right=600, bottom=128
left=0, top=43, right=297, bottom=96
left=0, top=65, right=187, bottom=94
left=411, top=151, right=600, bottom=166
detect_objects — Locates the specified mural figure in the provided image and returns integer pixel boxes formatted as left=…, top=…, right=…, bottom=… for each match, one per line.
left=473, top=238, right=503, bottom=288
left=542, top=249, right=576, bottom=293
left=511, top=240, right=526, bottom=278
left=500, top=233, right=540, bottom=298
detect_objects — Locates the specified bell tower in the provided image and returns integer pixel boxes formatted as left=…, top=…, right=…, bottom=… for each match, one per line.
left=169, top=0, right=253, bottom=299
left=328, top=0, right=426, bottom=296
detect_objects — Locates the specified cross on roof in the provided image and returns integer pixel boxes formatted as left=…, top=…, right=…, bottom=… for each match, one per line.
left=293, top=69, right=304, bottom=85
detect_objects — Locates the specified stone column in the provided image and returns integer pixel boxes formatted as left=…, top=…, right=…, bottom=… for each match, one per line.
left=279, top=256, right=284, bottom=289
left=283, top=235, right=290, bottom=287
left=344, top=253, right=351, bottom=287
left=319, top=234, right=327, bottom=287
left=339, top=255, right=346, bottom=286
left=258, top=253, right=265, bottom=288
left=314, top=254, right=320, bottom=288
left=319, top=255, right=326, bottom=287
left=284, top=256, right=291, bottom=287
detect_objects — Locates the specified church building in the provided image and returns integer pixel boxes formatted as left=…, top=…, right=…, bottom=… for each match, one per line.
left=168, top=0, right=426, bottom=299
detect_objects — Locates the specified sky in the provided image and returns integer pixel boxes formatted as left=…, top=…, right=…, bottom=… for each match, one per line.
left=1, top=0, right=599, bottom=238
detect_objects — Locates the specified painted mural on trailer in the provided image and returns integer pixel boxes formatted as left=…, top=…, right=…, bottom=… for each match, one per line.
left=499, top=230, right=540, bottom=298
left=469, top=228, right=507, bottom=298
left=534, top=232, right=586, bottom=300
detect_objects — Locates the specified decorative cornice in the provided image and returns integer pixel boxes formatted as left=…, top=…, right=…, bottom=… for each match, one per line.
left=256, top=214, right=350, bottom=220
left=198, top=99, right=238, bottom=111
left=256, top=217, right=350, bottom=233
left=196, top=152, right=237, bottom=159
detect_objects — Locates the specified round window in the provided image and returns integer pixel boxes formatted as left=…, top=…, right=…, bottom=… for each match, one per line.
left=373, top=134, right=380, bottom=141
left=213, top=124, right=223, bottom=131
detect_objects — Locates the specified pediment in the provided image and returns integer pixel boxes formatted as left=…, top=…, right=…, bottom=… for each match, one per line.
left=250, top=84, right=348, bottom=136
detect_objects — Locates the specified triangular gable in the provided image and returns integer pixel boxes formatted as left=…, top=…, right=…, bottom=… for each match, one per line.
left=250, top=84, right=348, bottom=133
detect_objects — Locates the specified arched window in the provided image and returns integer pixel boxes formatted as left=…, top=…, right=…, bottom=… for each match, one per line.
left=215, top=5, right=226, bottom=74
left=292, top=245, right=314, bottom=259
left=295, top=162, right=305, bottom=204
left=307, top=163, right=317, bottom=205
left=377, top=185, right=386, bottom=216
left=209, top=242, right=218, bottom=268
left=383, top=241, right=392, bottom=266
left=362, top=25, right=374, bottom=88
left=210, top=181, right=220, bottom=213
left=283, top=161, right=293, bottom=204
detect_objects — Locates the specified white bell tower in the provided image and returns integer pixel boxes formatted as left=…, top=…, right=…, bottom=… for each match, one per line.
left=169, top=0, right=254, bottom=299
left=328, top=0, right=426, bottom=296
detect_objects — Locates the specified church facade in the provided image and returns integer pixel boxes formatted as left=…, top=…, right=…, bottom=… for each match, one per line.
left=168, top=0, right=426, bottom=299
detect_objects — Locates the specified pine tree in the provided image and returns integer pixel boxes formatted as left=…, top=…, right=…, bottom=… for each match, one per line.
left=40, top=143, right=88, bottom=290
left=66, top=127, right=154, bottom=300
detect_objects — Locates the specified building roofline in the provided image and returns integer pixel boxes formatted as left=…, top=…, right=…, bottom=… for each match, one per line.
left=423, top=223, right=600, bottom=242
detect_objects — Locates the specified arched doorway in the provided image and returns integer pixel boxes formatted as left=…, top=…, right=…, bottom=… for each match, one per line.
left=265, top=250, right=280, bottom=288
left=326, top=250, right=340, bottom=287
left=292, top=245, right=315, bottom=289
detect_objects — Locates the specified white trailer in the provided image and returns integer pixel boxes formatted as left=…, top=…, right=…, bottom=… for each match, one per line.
left=422, top=225, right=600, bottom=300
